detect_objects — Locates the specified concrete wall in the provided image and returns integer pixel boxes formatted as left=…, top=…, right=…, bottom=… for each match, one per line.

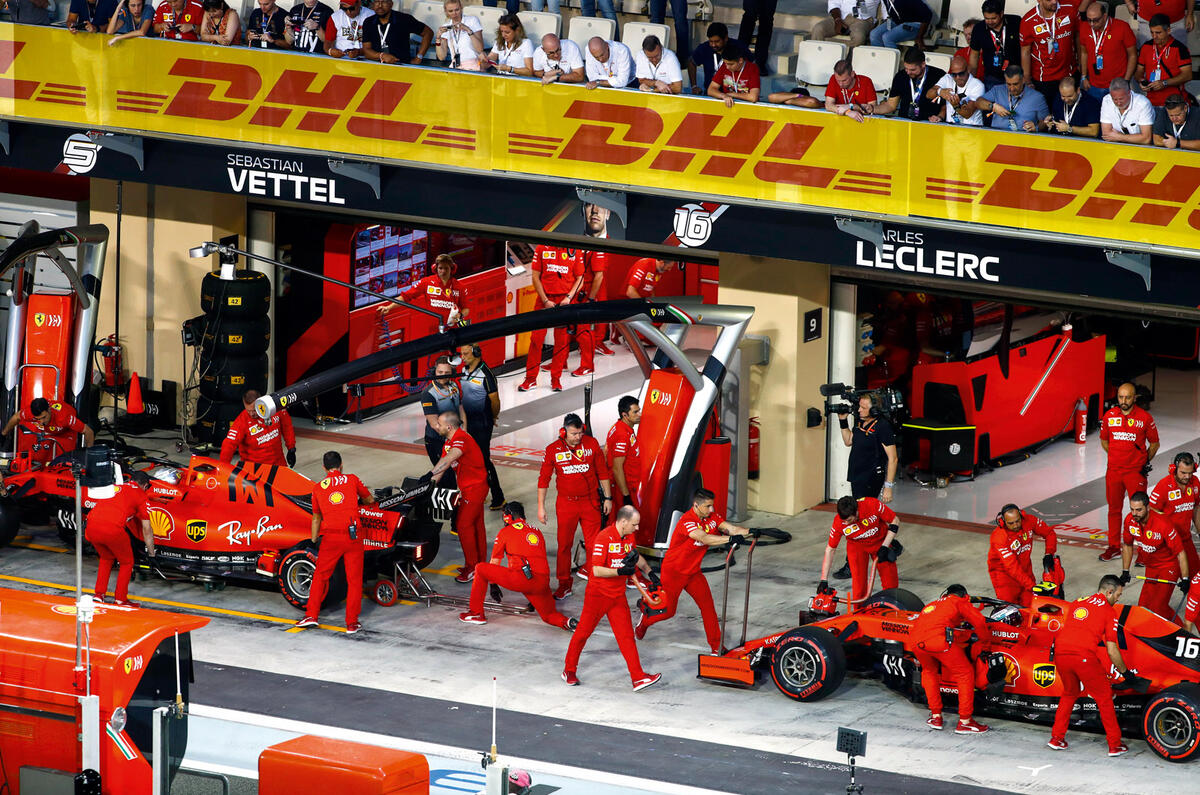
left=721, top=255, right=831, bottom=516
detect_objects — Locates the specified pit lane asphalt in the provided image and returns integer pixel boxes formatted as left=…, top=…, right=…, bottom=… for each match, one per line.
left=1, top=442, right=1195, bottom=795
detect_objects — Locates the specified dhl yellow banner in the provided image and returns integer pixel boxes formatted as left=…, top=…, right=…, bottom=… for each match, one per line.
left=2, top=23, right=1198, bottom=249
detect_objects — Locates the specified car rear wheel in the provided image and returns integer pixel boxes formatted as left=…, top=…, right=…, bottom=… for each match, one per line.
left=1143, top=684, right=1200, bottom=762
left=277, top=545, right=347, bottom=611
left=858, top=588, right=925, bottom=612
left=770, top=627, right=847, bottom=702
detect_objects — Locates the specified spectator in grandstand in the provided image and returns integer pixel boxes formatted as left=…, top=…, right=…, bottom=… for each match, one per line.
left=810, top=0, right=879, bottom=51
left=363, top=0, right=430, bottom=63
left=285, top=0, right=332, bottom=52
left=153, top=0, right=203, bottom=40
left=929, top=54, right=985, bottom=125
left=481, top=0, right=517, bottom=17
left=738, top=0, right=776, bottom=74
left=954, top=18, right=987, bottom=80
left=650, top=0, right=690, bottom=61
left=766, top=83, right=820, bottom=108
left=67, top=0, right=116, bottom=32
left=1153, top=93, right=1200, bottom=148
left=199, top=0, right=241, bottom=44
left=1126, top=0, right=1191, bottom=46
left=969, top=0, right=1021, bottom=89
left=1, top=0, right=51, bottom=25
left=535, top=33, right=586, bottom=84
left=1099, top=76, right=1154, bottom=143
left=487, top=13, right=534, bottom=75
left=107, top=0, right=155, bottom=43
left=1079, top=0, right=1136, bottom=100
left=707, top=41, right=761, bottom=107
left=871, top=0, right=933, bottom=50
left=325, top=0, right=373, bottom=57
left=688, top=23, right=729, bottom=96
left=435, top=0, right=484, bottom=69
left=976, top=64, right=1049, bottom=131
left=585, top=37, right=636, bottom=89
left=580, top=0, right=616, bottom=25
left=529, top=0, right=558, bottom=12
left=245, top=0, right=285, bottom=48
left=815, top=59, right=875, bottom=118
left=1044, top=75, right=1101, bottom=136
left=636, top=35, right=683, bottom=94
left=1020, top=0, right=1079, bottom=110
left=874, top=47, right=945, bottom=120
left=1133, top=13, right=1192, bottom=107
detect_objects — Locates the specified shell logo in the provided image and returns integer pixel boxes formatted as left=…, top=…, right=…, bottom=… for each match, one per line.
left=1073, top=606, right=1089, bottom=620
left=526, top=532, right=540, bottom=546
left=329, top=491, right=345, bottom=505
left=149, top=507, right=174, bottom=540
left=506, top=290, right=514, bottom=305
left=921, top=605, right=936, bottom=613
left=999, top=652, right=1020, bottom=685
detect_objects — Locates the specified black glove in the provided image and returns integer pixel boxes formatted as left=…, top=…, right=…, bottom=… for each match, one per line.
left=621, top=493, right=634, bottom=507
left=1042, top=554, right=1056, bottom=573
left=838, top=416, right=850, bottom=429
left=1119, top=570, right=1131, bottom=586
left=286, top=448, right=297, bottom=467
left=1180, top=578, right=1191, bottom=595
left=1118, top=669, right=1151, bottom=693
left=875, top=544, right=894, bottom=563
left=817, top=579, right=831, bottom=595
left=890, top=539, right=904, bottom=558
left=646, top=568, right=661, bottom=588
left=616, top=549, right=638, bottom=576
left=1140, top=463, right=1153, bottom=477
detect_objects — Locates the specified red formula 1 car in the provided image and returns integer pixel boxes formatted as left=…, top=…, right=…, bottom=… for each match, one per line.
left=0, top=451, right=448, bottom=610
left=697, top=541, right=1200, bottom=762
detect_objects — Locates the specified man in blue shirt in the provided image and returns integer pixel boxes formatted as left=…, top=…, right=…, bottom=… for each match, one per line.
left=688, top=22, right=728, bottom=95
left=871, top=0, right=933, bottom=50
left=977, top=64, right=1049, bottom=131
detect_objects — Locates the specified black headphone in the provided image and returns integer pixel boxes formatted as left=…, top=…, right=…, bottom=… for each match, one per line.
left=1174, top=452, right=1196, bottom=468
left=863, top=392, right=881, bottom=418
left=996, top=503, right=1022, bottom=526
left=469, top=343, right=482, bottom=359
left=941, top=583, right=967, bottom=599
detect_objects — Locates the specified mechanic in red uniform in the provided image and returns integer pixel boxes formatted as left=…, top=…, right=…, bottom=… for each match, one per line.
left=294, top=450, right=374, bottom=634
left=1048, top=574, right=1142, bottom=756
left=220, top=389, right=297, bottom=467
left=1184, top=570, right=1200, bottom=633
left=912, top=584, right=992, bottom=734
left=1099, top=382, right=1159, bottom=561
left=2, top=397, right=95, bottom=462
left=85, top=472, right=155, bottom=607
left=634, top=487, right=751, bottom=652
left=538, top=413, right=612, bottom=600
left=519, top=246, right=583, bottom=393
left=400, top=254, right=468, bottom=325
left=1120, top=490, right=1189, bottom=620
left=623, top=258, right=676, bottom=299
left=818, top=495, right=901, bottom=605
left=562, top=504, right=661, bottom=692
left=605, top=395, right=642, bottom=507
left=459, top=501, right=577, bottom=630
left=987, top=504, right=1058, bottom=607
left=1149, top=452, right=1200, bottom=575
left=571, top=248, right=610, bottom=376
left=432, top=411, right=489, bottom=583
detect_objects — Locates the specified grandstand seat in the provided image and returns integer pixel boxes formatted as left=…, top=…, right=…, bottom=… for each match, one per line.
left=519, top=10, right=562, bottom=41
left=794, top=40, right=847, bottom=99
left=465, top=5, right=506, bottom=49
left=412, top=0, right=448, bottom=43
left=923, top=50, right=953, bottom=74
left=622, top=20, right=671, bottom=52
left=851, top=45, right=900, bottom=94
left=567, top=15, right=617, bottom=54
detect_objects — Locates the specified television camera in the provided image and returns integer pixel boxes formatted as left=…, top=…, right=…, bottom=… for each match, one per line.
left=820, top=383, right=905, bottom=424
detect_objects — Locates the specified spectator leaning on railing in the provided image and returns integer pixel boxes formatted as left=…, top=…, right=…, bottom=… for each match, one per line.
left=1045, top=74, right=1101, bottom=136
left=67, top=0, right=116, bottom=32
left=707, top=41, right=760, bottom=107
left=814, top=59, right=875, bottom=119
left=106, top=0, right=154, bottom=43
left=875, top=47, right=945, bottom=120
left=199, top=0, right=241, bottom=45
left=1099, top=76, right=1154, bottom=144
left=1153, top=93, right=1200, bottom=149
left=154, top=0, right=203, bottom=40
left=363, top=0, right=430, bottom=63
left=285, top=0, right=333, bottom=52
left=488, top=13, right=534, bottom=75
left=534, top=33, right=585, bottom=84
left=585, top=36, right=635, bottom=89
left=976, top=63, right=1049, bottom=131
left=635, top=34, right=683, bottom=94
left=436, top=0, right=484, bottom=70
left=1133, top=13, right=1192, bottom=107
left=688, top=23, right=729, bottom=97
left=326, top=0, right=374, bottom=58
left=929, top=54, right=985, bottom=125
left=245, top=0, right=285, bottom=48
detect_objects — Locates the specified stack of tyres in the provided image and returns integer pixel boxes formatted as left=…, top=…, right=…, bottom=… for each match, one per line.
left=197, top=270, right=271, bottom=443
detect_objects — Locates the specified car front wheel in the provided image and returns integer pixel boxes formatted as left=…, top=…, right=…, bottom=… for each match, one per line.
left=770, top=627, right=847, bottom=702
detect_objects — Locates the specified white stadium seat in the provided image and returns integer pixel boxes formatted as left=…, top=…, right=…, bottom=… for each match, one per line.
left=464, top=5, right=506, bottom=49
left=851, top=45, right=901, bottom=93
left=794, top=40, right=847, bottom=97
left=622, top=20, right=671, bottom=53
left=519, top=10, right=562, bottom=42
left=923, top=50, right=953, bottom=74
left=567, top=15, right=617, bottom=55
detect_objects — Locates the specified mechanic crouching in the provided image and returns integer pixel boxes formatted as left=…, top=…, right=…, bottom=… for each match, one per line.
left=86, top=470, right=155, bottom=607
left=987, top=504, right=1057, bottom=607
left=818, top=496, right=902, bottom=606
left=221, top=389, right=297, bottom=467
left=912, top=584, right=992, bottom=734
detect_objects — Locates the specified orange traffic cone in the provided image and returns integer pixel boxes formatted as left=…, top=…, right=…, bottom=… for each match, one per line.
left=127, top=373, right=144, bottom=414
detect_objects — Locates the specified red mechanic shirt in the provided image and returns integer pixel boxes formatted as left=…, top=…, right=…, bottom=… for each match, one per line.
left=443, top=427, right=488, bottom=493
left=1055, top=591, right=1119, bottom=655
left=532, top=245, right=583, bottom=297
left=1020, top=1, right=1078, bottom=82
left=824, top=73, right=879, bottom=105
left=987, top=513, right=1058, bottom=588
left=1137, top=0, right=1186, bottom=22
left=911, top=593, right=990, bottom=651
left=577, top=249, right=608, bottom=301
left=588, top=523, right=636, bottom=598
left=828, top=497, right=896, bottom=553
left=1100, top=405, right=1158, bottom=472
left=538, top=436, right=609, bottom=498
left=19, top=401, right=85, bottom=440
left=153, top=0, right=203, bottom=39
left=1137, top=38, right=1191, bottom=106
left=1082, top=17, right=1135, bottom=89
left=400, top=275, right=466, bottom=324
left=662, top=507, right=725, bottom=576
left=605, top=420, right=642, bottom=490
left=85, top=482, right=149, bottom=532
left=220, top=409, right=295, bottom=465
left=312, top=470, right=370, bottom=532
left=491, top=519, right=551, bottom=577
left=1150, top=470, right=1198, bottom=530
left=1122, top=510, right=1184, bottom=571
left=625, top=259, right=662, bottom=298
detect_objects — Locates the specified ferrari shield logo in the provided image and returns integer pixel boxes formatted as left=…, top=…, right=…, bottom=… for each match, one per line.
left=124, top=658, right=133, bottom=674
left=320, top=478, right=330, bottom=488
left=650, top=389, right=661, bottom=404
left=1032, top=663, right=1057, bottom=688
left=33, top=313, right=45, bottom=328
left=185, top=519, right=207, bottom=543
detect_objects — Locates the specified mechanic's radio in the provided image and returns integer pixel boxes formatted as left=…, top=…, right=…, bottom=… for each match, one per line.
left=820, top=382, right=905, bottom=423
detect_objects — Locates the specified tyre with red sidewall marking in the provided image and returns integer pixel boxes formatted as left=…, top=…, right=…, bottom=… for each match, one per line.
left=770, top=626, right=847, bottom=702
left=1143, top=683, right=1200, bottom=762
left=277, top=544, right=347, bottom=611
left=373, top=578, right=399, bottom=607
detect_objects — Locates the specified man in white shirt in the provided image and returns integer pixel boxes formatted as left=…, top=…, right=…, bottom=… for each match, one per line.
left=810, top=0, right=881, bottom=50
left=534, top=33, right=585, bottom=84
left=585, top=36, right=635, bottom=89
left=929, top=54, right=984, bottom=125
left=1100, top=77, right=1154, bottom=144
left=325, top=0, right=375, bottom=58
left=635, top=35, right=683, bottom=94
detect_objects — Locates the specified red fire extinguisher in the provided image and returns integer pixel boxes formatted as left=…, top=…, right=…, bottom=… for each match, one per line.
left=748, top=417, right=760, bottom=480
left=1074, top=399, right=1087, bottom=444
left=99, top=334, right=126, bottom=388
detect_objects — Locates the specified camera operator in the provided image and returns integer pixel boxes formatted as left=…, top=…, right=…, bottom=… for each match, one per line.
left=839, top=393, right=898, bottom=503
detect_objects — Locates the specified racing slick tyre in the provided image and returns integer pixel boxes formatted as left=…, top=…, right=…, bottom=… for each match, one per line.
left=0, top=498, right=19, bottom=547
left=373, top=579, right=399, bottom=607
left=277, top=545, right=348, bottom=611
left=195, top=397, right=245, bottom=444
left=198, top=353, right=269, bottom=403
left=858, top=588, right=925, bottom=612
left=770, top=626, right=847, bottom=702
left=1143, top=683, right=1200, bottom=762
left=201, top=316, right=271, bottom=357
left=200, top=270, right=271, bottom=319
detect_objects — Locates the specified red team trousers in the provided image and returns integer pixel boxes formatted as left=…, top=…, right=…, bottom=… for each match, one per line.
left=989, top=569, right=1033, bottom=607
left=1165, top=515, right=1200, bottom=578
left=457, top=484, right=490, bottom=573
left=1106, top=470, right=1146, bottom=547
left=1140, top=564, right=1181, bottom=620
left=1051, top=651, right=1122, bottom=749
left=524, top=293, right=570, bottom=380
left=87, top=522, right=133, bottom=601
left=914, top=644, right=976, bottom=720
left=305, top=532, right=364, bottom=625
left=554, top=495, right=602, bottom=584
left=564, top=590, right=647, bottom=681
left=638, top=567, right=722, bottom=651
left=847, top=543, right=898, bottom=603
left=468, top=563, right=570, bottom=628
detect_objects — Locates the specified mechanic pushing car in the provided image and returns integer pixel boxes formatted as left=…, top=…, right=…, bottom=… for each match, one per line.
left=635, top=487, right=752, bottom=653
left=459, top=501, right=577, bottom=631
left=987, top=504, right=1058, bottom=607
left=1099, top=382, right=1159, bottom=562
left=220, top=389, right=297, bottom=467
left=538, top=413, right=612, bottom=601
left=295, top=451, right=375, bottom=634
left=1120, top=490, right=1190, bottom=620
left=420, top=357, right=466, bottom=466
left=1148, top=452, right=1200, bottom=576
left=562, top=504, right=661, bottom=693
left=912, top=583, right=992, bottom=734
left=818, top=495, right=902, bottom=605
left=518, top=245, right=583, bottom=393
left=2, top=396, right=95, bottom=458
left=432, top=411, right=489, bottom=583
left=605, top=395, right=643, bottom=508
left=85, top=470, right=155, bottom=607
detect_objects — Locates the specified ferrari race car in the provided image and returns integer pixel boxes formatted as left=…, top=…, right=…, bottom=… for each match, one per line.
left=697, top=544, right=1200, bottom=762
left=0, top=451, right=448, bottom=610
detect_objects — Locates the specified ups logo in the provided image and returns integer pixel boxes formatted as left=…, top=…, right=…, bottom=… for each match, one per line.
left=186, top=519, right=207, bottom=543
left=1032, top=663, right=1057, bottom=688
